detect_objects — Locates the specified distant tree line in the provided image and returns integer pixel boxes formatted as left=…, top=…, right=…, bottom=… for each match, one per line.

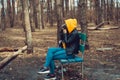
left=0, top=0, right=119, bottom=31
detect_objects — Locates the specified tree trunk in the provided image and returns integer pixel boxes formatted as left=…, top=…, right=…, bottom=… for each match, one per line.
left=0, top=0, right=6, bottom=31
left=110, top=0, right=114, bottom=21
left=78, top=0, right=89, bottom=49
left=104, top=0, right=107, bottom=21
left=101, top=0, right=105, bottom=22
left=62, top=0, right=65, bottom=18
left=72, top=0, right=76, bottom=18
left=50, top=0, right=53, bottom=27
left=115, top=0, right=119, bottom=24
left=55, top=0, right=63, bottom=44
left=89, top=0, right=93, bottom=22
left=106, top=0, right=110, bottom=22
left=20, top=0, right=25, bottom=31
left=11, top=0, right=15, bottom=27
left=65, top=0, right=69, bottom=17
left=35, top=0, right=42, bottom=29
left=70, top=0, right=73, bottom=17
left=33, top=0, right=38, bottom=28
left=47, top=0, right=53, bottom=27
left=41, top=1, right=44, bottom=29
left=29, top=0, right=35, bottom=32
left=47, top=0, right=50, bottom=23
left=94, top=0, right=102, bottom=25
left=16, top=0, right=22, bottom=21
left=7, top=0, right=13, bottom=27
left=22, top=0, right=33, bottom=53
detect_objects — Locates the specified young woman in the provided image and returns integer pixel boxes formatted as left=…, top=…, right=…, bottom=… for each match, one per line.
left=37, top=19, right=79, bottom=80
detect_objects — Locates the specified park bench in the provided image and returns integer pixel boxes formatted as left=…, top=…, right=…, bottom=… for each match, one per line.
left=59, top=32, right=86, bottom=80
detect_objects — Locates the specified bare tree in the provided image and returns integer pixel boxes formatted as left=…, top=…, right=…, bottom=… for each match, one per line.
left=7, top=0, right=13, bottom=27
left=69, top=0, right=75, bottom=18
left=10, top=0, right=15, bottom=27
left=101, top=0, right=105, bottom=22
left=61, top=0, right=65, bottom=17
left=22, top=0, right=33, bottom=53
left=78, top=0, right=89, bottom=49
left=20, top=0, right=26, bottom=31
left=29, top=0, right=35, bottom=32
left=110, top=0, right=114, bottom=21
left=94, top=0, right=102, bottom=25
left=36, top=0, right=42, bottom=29
left=47, top=0, right=53, bottom=26
left=0, top=0, right=6, bottom=31
left=11, top=0, right=15, bottom=27
left=55, top=0, right=63, bottom=44
left=32, top=0, right=38, bottom=28
left=65, top=0, right=69, bottom=16
left=115, top=0, right=119, bottom=24
left=41, top=0, right=44, bottom=29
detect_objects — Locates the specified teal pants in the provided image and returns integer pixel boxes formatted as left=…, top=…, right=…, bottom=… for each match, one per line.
left=44, top=47, right=74, bottom=74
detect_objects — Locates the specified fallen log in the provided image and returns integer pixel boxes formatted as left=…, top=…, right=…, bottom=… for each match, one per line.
left=88, top=25, right=119, bottom=30
left=0, top=46, right=27, bottom=70
left=96, top=47, right=114, bottom=51
left=88, top=21, right=110, bottom=30
left=97, top=26, right=120, bottom=30
left=95, top=22, right=105, bottom=30
left=0, top=47, right=18, bottom=52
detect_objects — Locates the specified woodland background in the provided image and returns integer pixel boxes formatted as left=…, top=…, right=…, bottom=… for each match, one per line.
left=0, top=0, right=120, bottom=80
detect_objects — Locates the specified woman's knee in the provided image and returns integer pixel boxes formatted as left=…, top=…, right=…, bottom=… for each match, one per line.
left=48, top=47, right=56, bottom=51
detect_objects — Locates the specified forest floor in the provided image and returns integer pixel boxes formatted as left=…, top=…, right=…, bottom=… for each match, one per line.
left=0, top=25, right=120, bottom=80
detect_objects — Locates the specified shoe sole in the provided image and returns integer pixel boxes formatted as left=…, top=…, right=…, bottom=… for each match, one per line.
left=37, top=71, right=50, bottom=74
left=44, top=77, right=56, bottom=80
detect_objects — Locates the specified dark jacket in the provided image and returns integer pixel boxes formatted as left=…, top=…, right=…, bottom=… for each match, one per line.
left=59, top=19, right=79, bottom=55
left=64, top=29, right=79, bottom=55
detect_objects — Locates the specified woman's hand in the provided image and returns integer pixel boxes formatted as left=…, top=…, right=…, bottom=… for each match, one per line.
left=59, top=40, right=62, bottom=44
left=63, top=29, right=67, bottom=33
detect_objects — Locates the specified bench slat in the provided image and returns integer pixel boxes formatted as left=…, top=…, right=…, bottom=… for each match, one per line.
left=60, top=56, right=83, bottom=64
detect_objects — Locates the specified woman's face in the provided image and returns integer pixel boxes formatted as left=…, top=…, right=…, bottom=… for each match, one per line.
left=60, top=24, right=68, bottom=34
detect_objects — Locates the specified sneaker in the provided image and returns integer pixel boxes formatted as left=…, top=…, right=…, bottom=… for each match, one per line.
left=37, top=67, right=50, bottom=74
left=44, top=73, right=56, bottom=80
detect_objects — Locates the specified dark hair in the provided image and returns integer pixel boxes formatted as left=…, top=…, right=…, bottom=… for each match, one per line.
left=61, top=24, right=66, bottom=29
left=60, top=24, right=65, bottom=34
left=60, top=24, right=69, bottom=34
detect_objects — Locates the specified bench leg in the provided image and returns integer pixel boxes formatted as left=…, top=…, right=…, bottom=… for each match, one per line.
left=61, top=63, right=64, bottom=80
left=81, top=62, right=84, bottom=79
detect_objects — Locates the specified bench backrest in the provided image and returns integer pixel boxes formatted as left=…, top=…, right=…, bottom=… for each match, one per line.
left=78, top=33, right=86, bottom=54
